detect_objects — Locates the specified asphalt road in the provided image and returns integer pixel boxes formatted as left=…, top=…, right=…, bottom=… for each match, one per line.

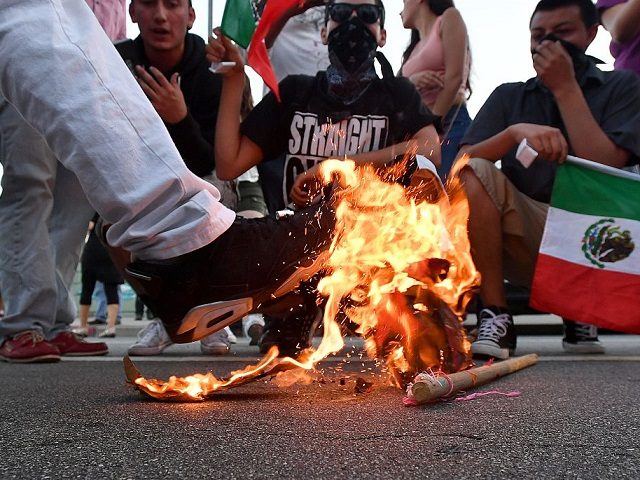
left=1, top=335, right=639, bottom=479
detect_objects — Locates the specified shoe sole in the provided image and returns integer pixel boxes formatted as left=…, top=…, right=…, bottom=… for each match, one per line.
left=60, top=349, right=109, bottom=356
left=562, top=340, right=605, bottom=354
left=0, top=354, right=61, bottom=363
left=200, top=346, right=230, bottom=355
left=128, top=344, right=172, bottom=356
left=471, top=341, right=512, bottom=360
left=175, top=251, right=330, bottom=342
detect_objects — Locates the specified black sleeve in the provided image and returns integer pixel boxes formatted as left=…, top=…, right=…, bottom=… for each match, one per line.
left=597, top=71, right=640, bottom=166
left=166, top=112, right=215, bottom=177
left=240, top=76, right=299, bottom=162
left=461, top=85, right=511, bottom=147
left=394, top=77, right=440, bottom=137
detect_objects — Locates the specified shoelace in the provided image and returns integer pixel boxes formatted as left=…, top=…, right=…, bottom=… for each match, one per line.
left=16, top=331, right=45, bottom=345
left=477, top=311, right=511, bottom=341
left=574, top=322, right=597, bottom=340
left=137, top=320, right=164, bottom=343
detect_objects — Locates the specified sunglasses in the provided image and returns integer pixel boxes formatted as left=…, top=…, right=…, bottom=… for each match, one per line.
left=327, top=3, right=384, bottom=25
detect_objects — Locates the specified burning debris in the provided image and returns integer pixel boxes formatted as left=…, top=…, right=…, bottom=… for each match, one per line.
left=128, top=157, right=483, bottom=402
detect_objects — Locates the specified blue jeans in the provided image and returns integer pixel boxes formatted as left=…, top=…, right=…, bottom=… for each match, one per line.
left=94, top=282, right=122, bottom=322
left=438, top=104, right=472, bottom=182
left=0, top=99, right=94, bottom=341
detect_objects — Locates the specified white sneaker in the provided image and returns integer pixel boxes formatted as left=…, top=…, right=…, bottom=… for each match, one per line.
left=200, top=327, right=233, bottom=355
left=128, top=320, right=173, bottom=356
left=242, top=313, right=265, bottom=345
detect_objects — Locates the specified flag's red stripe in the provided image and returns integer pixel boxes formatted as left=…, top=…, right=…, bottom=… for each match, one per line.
left=247, top=0, right=302, bottom=101
left=531, top=255, right=640, bottom=334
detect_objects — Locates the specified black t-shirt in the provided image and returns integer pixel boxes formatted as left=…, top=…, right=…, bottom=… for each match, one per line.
left=116, top=34, right=223, bottom=177
left=461, top=62, right=640, bottom=203
left=242, top=72, right=437, bottom=208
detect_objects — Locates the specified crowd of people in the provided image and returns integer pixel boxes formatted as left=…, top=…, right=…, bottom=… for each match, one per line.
left=0, top=0, right=638, bottom=364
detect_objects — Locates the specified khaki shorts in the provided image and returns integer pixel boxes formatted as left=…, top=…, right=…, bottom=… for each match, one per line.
left=465, top=158, right=549, bottom=288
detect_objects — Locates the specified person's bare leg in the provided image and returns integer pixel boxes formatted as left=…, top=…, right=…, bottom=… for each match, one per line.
left=105, top=304, right=118, bottom=334
left=460, top=167, right=507, bottom=308
left=78, top=304, right=90, bottom=329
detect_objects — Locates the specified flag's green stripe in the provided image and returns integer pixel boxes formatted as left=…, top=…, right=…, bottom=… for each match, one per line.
left=552, top=162, right=640, bottom=221
left=221, top=0, right=257, bottom=48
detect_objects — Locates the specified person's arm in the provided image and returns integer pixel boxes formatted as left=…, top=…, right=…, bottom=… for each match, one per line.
left=459, top=84, right=569, bottom=163
left=600, top=0, right=640, bottom=44
left=430, top=8, right=468, bottom=117
left=264, top=0, right=325, bottom=48
left=534, top=39, right=629, bottom=167
left=460, top=123, right=568, bottom=163
left=207, top=29, right=263, bottom=180
left=290, top=125, right=440, bottom=206
left=348, top=124, right=440, bottom=168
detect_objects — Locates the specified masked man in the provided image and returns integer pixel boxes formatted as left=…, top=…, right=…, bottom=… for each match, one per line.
left=458, top=0, right=640, bottom=359
left=207, top=0, right=441, bottom=356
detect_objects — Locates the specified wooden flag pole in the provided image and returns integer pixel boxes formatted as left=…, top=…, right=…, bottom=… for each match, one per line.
left=410, top=354, right=539, bottom=405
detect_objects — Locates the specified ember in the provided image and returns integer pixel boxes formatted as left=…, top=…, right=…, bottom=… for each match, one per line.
left=129, top=157, right=480, bottom=401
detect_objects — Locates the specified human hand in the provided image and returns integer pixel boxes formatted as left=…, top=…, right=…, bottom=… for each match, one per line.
left=409, top=71, right=445, bottom=91
left=509, top=123, right=568, bottom=163
left=291, top=166, right=323, bottom=207
left=135, top=66, right=187, bottom=124
left=206, top=28, right=245, bottom=76
left=532, top=40, right=577, bottom=95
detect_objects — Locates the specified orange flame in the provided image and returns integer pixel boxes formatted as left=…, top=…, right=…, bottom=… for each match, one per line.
left=132, top=156, right=479, bottom=400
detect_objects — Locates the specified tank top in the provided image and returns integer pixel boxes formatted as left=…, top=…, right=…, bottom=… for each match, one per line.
left=401, top=16, right=470, bottom=108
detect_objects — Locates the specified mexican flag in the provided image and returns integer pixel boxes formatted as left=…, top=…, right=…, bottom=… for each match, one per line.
left=221, top=0, right=302, bottom=100
left=531, top=157, right=640, bottom=333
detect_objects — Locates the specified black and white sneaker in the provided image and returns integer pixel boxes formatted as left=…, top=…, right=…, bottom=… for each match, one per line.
left=115, top=200, right=335, bottom=343
left=259, top=301, right=323, bottom=358
left=562, top=320, right=605, bottom=354
left=471, top=308, right=516, bottom=360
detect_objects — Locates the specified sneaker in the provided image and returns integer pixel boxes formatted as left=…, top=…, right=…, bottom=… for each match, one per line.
left=0, top=331, right=61, bottom=363
left=72, top=326, right=90, bottom=337
left=128, top=319, right=173, bottom=356
left=134, top=313, right=143, bottom=321
left=562, top=320, right=605, bottom=354
left=243, top=313, right=265, bottom=345
left=113, top=200, right=335, bottom=344
left=259, top=300, right=323, bottom=357
left=50, top=331, right=108, bottom=356
left=471, top=308, right=516, bottom=360
left=200, top=327, right=233, bottom=355
left=98, top=327, right=116, bottom=338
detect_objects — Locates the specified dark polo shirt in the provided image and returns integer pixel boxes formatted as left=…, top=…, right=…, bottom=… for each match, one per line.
left=461, top=60, right=640, bottom=203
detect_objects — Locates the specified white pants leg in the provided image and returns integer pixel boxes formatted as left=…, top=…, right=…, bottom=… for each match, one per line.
left=0, top=0, right=235, bottom=260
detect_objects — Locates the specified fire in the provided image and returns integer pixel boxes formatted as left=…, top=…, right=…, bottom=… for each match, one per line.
left=131, top=156, right=479, bottom=400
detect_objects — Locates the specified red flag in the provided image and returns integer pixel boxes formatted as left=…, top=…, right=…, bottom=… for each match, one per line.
left=247, top=0, right=303, bottom=101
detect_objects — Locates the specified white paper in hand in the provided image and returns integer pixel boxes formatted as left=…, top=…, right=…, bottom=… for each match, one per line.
left=516, top=139, right=538, bottom=168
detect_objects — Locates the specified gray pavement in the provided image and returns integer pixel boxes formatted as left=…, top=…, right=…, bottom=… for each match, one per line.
left=1, top=318, right=639, bottom=479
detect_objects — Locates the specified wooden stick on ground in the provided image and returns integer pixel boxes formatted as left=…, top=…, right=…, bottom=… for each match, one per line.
left=410, top=353, right=539, bottom=405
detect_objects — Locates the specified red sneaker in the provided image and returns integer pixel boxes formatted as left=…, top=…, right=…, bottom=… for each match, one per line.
left=50, top=331, right=108, bottom=356
left=0, top=331, right=61, bottom=363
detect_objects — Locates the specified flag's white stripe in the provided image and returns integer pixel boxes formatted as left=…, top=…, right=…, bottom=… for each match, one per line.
left=540, top=207, right=640, bottom=275
left=567, top=156, right=640, bottom=182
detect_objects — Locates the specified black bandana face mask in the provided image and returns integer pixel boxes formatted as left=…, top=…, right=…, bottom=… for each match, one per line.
left=532, top=33, right=590, bottom=76
left=327, top=16, right=378, bottom=74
